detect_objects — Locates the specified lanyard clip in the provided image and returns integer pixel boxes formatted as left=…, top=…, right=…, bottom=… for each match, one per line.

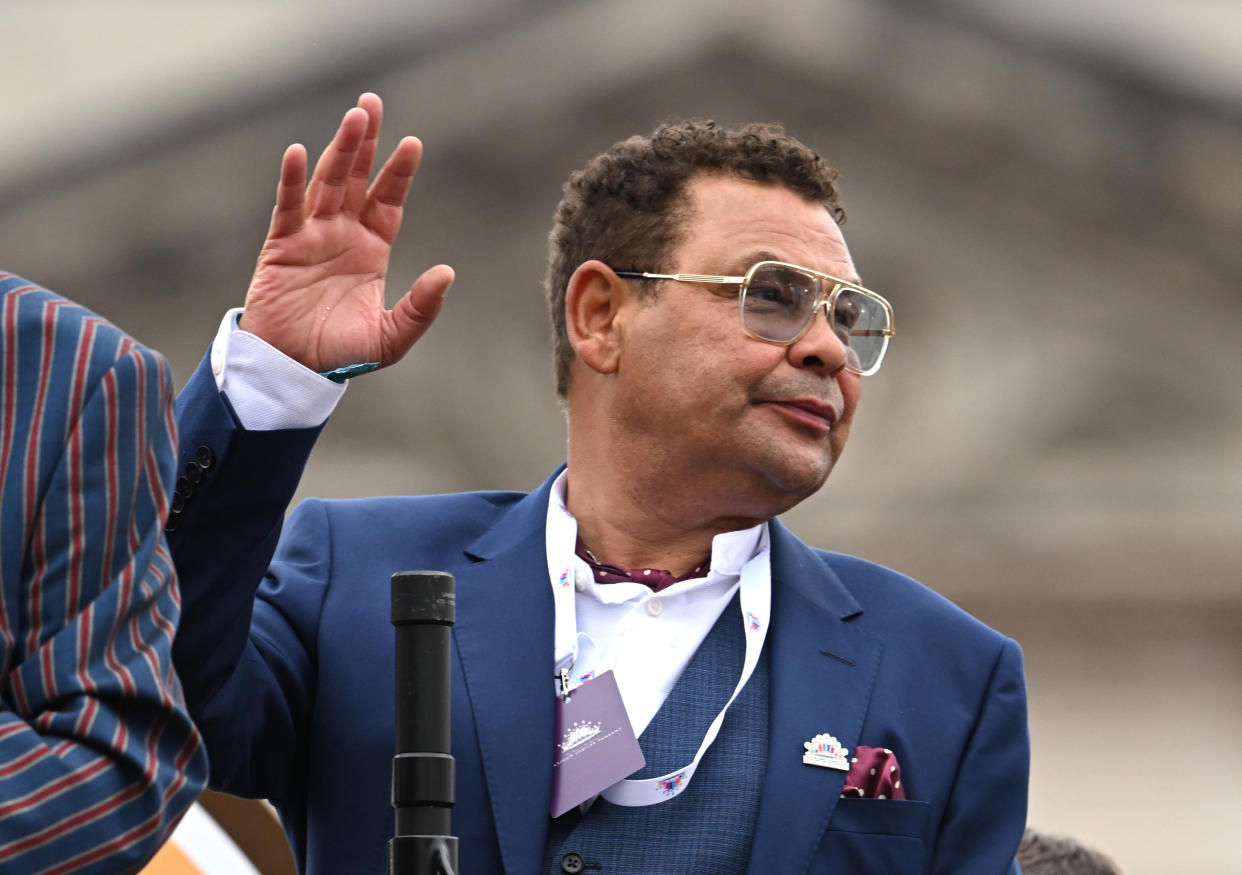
left=558, top=667, right=572, bottom=702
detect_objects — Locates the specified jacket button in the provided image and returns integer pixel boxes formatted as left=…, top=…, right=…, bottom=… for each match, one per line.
left=171, top=493, right=184, bottom=514
left=176, top=476, right=194, bottom=499
left=185, top=461, right=203, bottom=483
left=560, top=852, right=585, bottom=873
left=164, top=513, right=180, bottom=532
left=195, top=445, right=214, bottom=469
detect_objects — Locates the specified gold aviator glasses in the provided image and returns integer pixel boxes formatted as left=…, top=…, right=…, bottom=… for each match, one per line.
left=614, top=260, right=895, bottom=376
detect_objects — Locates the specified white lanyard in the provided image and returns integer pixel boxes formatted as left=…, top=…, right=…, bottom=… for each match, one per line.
left=545, top=490, right=772, bottom=807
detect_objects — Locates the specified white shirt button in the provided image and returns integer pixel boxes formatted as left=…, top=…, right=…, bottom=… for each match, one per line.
left=575, top=567, right=591, bottom=592
left=645, top=598, right=664, bottom=617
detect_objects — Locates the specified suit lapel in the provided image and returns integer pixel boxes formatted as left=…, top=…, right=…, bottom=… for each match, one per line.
left=746, top=522, right=884, bottom=875
left=452, top=488, right=885, bottom=875
left=453, top=475, right=559, bottom=875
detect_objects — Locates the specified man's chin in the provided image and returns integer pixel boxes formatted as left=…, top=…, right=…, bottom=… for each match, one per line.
left=753, top=456, right=836, bottom=514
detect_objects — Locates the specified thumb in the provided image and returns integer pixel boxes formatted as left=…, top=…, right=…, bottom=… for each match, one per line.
left=382, top=264, right=454, bottom=365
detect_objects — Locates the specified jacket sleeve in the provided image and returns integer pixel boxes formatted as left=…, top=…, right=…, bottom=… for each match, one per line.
left=0, top=298, right=207, bottom=874
left=930, top=636, right=1029, bottom=875
left=166, top=351, right=323, bottom=800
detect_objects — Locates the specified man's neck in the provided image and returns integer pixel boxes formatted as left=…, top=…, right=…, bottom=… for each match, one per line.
left=563, top=467, right=762, bottom=577
left=562, top=389, right=789, bottom=573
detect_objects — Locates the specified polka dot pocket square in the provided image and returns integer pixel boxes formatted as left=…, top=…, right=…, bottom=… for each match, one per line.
left=841, top=746, right=906, bottom=800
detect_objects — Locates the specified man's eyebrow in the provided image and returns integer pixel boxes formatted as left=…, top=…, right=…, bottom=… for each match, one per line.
left=723, top=250, right=782, bottom=274
left=736, top=250, right=864, bottom=286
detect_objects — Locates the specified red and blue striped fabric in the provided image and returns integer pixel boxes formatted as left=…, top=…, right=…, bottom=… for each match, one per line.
left=0, top=274, right=206, bottom=873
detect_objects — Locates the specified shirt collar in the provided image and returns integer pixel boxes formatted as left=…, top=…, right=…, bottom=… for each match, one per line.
left=546, top=469, right=768, bottom=603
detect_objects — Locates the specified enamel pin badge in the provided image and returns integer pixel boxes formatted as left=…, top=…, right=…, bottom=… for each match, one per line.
left=803, top=733, right=850, bottom=771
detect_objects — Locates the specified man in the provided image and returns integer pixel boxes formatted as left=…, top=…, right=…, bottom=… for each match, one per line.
left=169, top=94, right=1028, bottom=873
left=0, top=274, right=206, bottom=873
left=1017, top=829, right=1125, bottom=875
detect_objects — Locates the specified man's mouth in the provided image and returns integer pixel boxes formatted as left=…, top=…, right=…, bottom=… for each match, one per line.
left=762, top=398, right=838, bottom=430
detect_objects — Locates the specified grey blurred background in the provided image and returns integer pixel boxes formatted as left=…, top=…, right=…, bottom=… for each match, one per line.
left=3, top=1, right=1239, bottom=871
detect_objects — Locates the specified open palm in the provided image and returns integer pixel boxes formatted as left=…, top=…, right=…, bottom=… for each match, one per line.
left=241, top=93, right=453, bottom=373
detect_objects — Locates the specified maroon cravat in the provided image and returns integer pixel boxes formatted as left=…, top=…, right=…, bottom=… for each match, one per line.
left=575, top=541, right=709, bottom=593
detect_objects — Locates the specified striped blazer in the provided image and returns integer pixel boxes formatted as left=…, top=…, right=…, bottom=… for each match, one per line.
left=0, top=274, right=206, bottom=873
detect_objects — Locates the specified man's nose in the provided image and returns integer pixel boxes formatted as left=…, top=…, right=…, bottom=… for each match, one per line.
left=786, top=303, right=854, bottom=375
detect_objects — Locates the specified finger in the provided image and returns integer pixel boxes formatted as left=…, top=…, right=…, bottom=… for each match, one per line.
left=381, top=264, right=454, bottom=366
left=361, top=136, right=422, bottom=244
left=267, top=143, right=308, bottom=239
left=306, top=106, right=369, bottom=217
left=343, top=93, right=383, bottom=216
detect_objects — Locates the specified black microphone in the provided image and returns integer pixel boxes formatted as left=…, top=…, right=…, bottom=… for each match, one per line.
left=389, top=571, right=458, bottom=875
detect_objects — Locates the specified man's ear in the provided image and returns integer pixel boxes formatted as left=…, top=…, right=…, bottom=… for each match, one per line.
left=566, top=260, right=628, bottom=376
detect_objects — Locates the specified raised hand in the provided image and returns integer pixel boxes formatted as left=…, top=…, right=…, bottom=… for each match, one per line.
left=240, top=93, right=454, bottom=373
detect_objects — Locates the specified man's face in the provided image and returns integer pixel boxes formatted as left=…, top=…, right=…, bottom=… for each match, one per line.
left=611, top=173, right=863, bottom=520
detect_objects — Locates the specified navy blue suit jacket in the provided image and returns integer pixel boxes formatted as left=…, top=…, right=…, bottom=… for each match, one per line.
left=169, top=355, right=1027, bottom=875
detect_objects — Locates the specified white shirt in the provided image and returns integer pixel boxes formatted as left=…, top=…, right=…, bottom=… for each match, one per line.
left=211, top=313, right=771, bottom=735
left=210, top=308, right=346, bottom=430
left=544, top=471, right=766, bottom=736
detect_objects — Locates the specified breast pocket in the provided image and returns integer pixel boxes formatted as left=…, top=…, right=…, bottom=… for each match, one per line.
left=808, top=798, right=929, bottom=873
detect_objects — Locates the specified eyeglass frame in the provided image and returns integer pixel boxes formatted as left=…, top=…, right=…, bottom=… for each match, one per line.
left=612, top=260, right=895, bottom=376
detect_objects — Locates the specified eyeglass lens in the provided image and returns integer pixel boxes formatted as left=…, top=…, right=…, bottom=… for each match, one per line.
left=741, top=263, right=888, bottom=372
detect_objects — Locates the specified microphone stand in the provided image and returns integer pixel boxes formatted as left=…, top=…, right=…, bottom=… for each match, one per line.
left=389, top=571, right=458, bottom=875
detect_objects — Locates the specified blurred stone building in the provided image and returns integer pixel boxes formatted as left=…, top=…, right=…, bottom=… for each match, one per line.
left=3, top=1, right=1239, bottom=871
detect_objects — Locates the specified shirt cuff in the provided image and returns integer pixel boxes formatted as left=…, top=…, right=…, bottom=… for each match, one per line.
left=210, top=307, right=347, bottom=431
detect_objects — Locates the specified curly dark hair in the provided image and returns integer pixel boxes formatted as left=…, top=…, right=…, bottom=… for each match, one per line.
left=544, top=119, right=846, bottom=396
left=1017, top=829, right=1124, bottom=875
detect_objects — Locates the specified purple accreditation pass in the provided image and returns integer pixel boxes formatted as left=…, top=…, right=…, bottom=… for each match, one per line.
left=549, top=670, right=645, bottom=817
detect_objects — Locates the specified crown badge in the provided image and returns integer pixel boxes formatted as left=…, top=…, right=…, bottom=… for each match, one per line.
left=657, top=771, right=686, bottom=797
left=802, top=733, right=850, bottom=771
left=559, top=720, right=603, bottom=752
